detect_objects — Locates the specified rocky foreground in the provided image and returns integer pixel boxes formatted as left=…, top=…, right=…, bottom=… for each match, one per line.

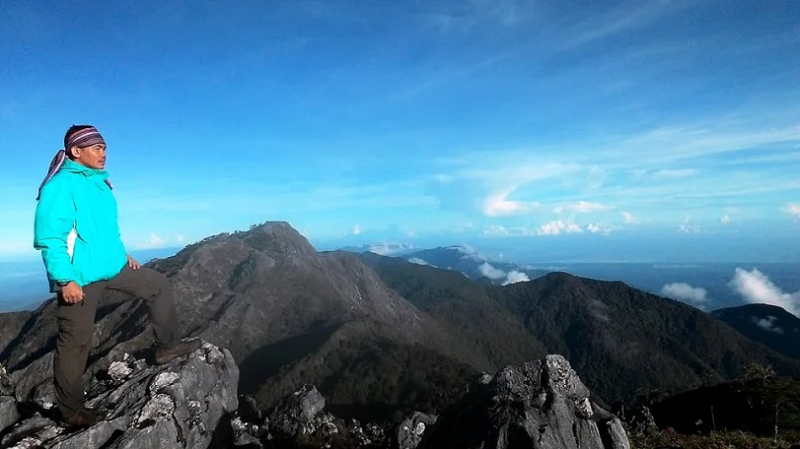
left=0, top=341, right=630, bottom=449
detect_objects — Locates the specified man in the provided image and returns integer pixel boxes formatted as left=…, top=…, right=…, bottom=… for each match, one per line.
left=34, top=125, right=200, bottom=428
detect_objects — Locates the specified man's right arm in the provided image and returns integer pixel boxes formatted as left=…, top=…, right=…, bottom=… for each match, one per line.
left=33, top=179, right=76, bottom=286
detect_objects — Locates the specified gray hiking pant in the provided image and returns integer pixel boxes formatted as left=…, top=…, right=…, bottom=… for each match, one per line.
left=54, top=264, right=180, bottom=417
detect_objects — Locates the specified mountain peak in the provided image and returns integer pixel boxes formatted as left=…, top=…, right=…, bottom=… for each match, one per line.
left=237, top=221, right=316, bottom=257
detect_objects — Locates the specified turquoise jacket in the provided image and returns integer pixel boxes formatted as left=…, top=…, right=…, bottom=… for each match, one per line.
left=34, top=159, right=128, bottom=290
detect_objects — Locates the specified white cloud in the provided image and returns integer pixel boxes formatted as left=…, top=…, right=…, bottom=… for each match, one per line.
left=451, top=244, right=478, bottom=255
left=537, top=220, right=583, bottom=235
left=479, top=262, right=530, bottom=285
left=720, top=215, right=731, bottom=224
left=482, top=189, right=540, bottom=217
left=678, top=223, right=702, bottom=233
left=652, top=168, right=698, bottom=178
left=140, top=232, right=165, bottom=249
left=352, top=225, right=362, bottom=235
left=661, top=282, right=709, bottom=304
left=752, top=315, right=784, bottom=334
left=367, top=242, right=416, bottom=256
left=729, top=268, right=800, bottom=317
left=677, top=216, right=701, bottom=233
left=176, top=234, right=186, bottom=243
left=482, top=225, right=531, bottom=237
left=503, top=270, right=530, bottom=285
left=785, top=202, right=800, bottom=218
left=586, top=222, right=613, bottom=235
left=554, top=201, right=610, bottom=214
left=479, top=262, right=506, bottom=280
left=483, top=225, right=510, bottom=236
left=408, top=257, right=430, bottom=266
left=622, top=212, right=638, bottom=224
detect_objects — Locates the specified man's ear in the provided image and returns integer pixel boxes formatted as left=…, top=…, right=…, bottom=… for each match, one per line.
left=67, top=147, right=79, bottom=159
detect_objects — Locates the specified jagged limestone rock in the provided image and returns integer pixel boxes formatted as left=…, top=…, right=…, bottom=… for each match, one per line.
left=0, top=341, right=238, bottom=449
left=267, top=384, right=328, bottom=439
left=0, top=395, right=21, bottom=436
left=1, top=363, right=15, bottom=397
left=418, top=355, right=631, bottom=449
left=395, top=411, right=437, bottom=449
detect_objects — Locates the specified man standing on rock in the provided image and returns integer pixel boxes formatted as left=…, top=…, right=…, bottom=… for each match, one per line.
left=33, top=125, right=201, bottom=428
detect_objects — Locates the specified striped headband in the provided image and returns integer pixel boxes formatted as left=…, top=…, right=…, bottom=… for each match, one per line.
left=66, top=126, right=105, bottom=149
left=36, top=126, right=111, bottom=200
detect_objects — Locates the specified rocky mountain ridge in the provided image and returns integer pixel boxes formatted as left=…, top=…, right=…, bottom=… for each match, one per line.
left=0, top=223, right=487, bottom=423
left=0, top=341, right=630, bottom=449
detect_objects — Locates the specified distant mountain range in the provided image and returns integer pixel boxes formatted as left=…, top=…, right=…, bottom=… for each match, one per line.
left=2, top=222, right=799, bottom=426
left=341, top=243, right=800, bottom=313
left=337, top=242, right=418, bottom=257
left=354, top=244, right=552, bottom=286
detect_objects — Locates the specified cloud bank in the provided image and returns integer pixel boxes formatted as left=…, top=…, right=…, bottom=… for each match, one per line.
left=661, top=282, right=708, bottom=305
left=479, top=262, right=530, bottom=285
left=729, top=268, right=800, bottom=317
left=538, top=220, right=583, bottom=235
left=482, top=189, right=539, bottom=217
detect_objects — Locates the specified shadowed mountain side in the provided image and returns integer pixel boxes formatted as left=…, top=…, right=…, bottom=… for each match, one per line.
left=359, top=252, right=548, bottom=369
left=649, top=375, right=800, bottom=441
left=712, top=303, right=800, bottom=360
left=494, top=272, right=800, bottom=403
left=360, top=253, right=800, bottom=405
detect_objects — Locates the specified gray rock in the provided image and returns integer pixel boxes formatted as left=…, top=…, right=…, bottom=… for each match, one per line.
left=237, top=394, right=261, bottom=424
left=1, top=414, right=63, bottom=448
left=0, top=341, right=238, bottom=449
left=231, top=416, right=264, bottom=447
left=396, top=411, right=437, bottom=449
left=268, top=384, right=328, bottom=438
left=418, top=354, right=631, bottom=449
left=0, top=395, right=19, bottom=435
left=0, top=363, right=15, bottom=397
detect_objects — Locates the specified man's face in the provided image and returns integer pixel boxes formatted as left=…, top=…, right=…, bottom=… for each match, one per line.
left=70, top=144, right=107, bottom=170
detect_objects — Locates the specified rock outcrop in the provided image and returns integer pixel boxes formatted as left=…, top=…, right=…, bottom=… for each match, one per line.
left=395, top=412, right=437, bottom=449
left=231, top=384, right=388, bottom=448
left=0, top=341, right=238, bottom=449
left=417, top=355, right=630, bottom=449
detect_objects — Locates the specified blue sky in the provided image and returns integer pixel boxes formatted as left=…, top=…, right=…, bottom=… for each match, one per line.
left=2, top=0, right=799, bottom=263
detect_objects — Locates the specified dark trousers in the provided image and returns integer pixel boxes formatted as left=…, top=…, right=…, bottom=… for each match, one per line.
left=54, top=264, right=180, bottom=417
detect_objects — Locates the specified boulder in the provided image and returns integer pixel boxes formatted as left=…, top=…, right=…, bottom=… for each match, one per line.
left=418, top=355, right=630, bottom=449
left=395, top=411, right=437, bottom=449
left=267, top=384, right=334, bottom=439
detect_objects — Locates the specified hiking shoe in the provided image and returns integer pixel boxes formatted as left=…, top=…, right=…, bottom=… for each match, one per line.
left=154, top=338, right=202, bottom=365
left=59, top=406, right=100, bottom=429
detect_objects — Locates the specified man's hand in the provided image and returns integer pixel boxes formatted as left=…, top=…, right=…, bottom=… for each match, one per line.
left=127, top=254, right=140, bottom=270
left=61, top=282, right=84, bottom=304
